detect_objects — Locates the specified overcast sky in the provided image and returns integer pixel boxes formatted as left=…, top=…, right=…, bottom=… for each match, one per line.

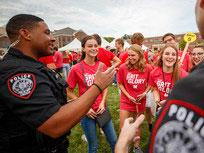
left=0, top=0, right=198, bottom=37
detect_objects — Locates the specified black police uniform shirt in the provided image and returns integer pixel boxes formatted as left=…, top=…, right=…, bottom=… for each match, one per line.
left=0, top=47, right=68, bottom=152
left=148, top=61, right=204, bottom=153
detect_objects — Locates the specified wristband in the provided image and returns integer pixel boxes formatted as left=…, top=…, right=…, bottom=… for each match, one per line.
left=93, top=83, right=103, bottom=93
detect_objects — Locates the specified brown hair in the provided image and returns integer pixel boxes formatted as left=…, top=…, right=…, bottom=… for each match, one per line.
left=80, top=35, right=98, bottom=61
left=92, top=34, right=101, bottom=46
left=156, top=44, right=180, bottom=83
left=193, top=44, right=204, bottom=50
left=162, top=33, right=175, bottom=42
left=131, top=32, right=144, bottom=45
left=126, top=44, right=146, bottom=72
left=115, top=38, right=124, bottom=47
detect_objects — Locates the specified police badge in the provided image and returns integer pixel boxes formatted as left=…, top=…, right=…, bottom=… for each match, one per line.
left=7, top=73, right=36, bottom=99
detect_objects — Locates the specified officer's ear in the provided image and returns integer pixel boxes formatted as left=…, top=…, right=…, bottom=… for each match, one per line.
left=19, top=29, right=32, bottom=41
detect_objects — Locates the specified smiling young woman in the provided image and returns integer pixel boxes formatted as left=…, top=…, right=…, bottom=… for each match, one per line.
left=117, top=44, right=152, bottom=152
left=66, top=35, right=117, bottom=153
left=149, top=44, right=188, bottom=110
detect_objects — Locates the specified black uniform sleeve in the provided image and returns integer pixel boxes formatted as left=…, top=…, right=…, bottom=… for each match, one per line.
left=1, top=69, right=61, bottom=129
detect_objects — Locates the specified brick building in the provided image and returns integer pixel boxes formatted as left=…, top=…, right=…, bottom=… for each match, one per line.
left=143, top=32, right=202, bottom=50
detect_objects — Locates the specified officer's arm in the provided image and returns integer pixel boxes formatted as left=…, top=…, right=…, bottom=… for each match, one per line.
left=38, top=85, right=101, bottom=138
left=66, top=88, right=78, bottom=102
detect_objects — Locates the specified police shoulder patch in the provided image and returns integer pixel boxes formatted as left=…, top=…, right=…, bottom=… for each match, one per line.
left=149, top=100, right=204, bottom=153
left=7, top=73, right=36, bottom=99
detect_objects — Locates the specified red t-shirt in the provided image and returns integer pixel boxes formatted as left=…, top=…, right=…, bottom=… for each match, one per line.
left=97, top=47, right=115, bottom=67
left=144, top=51, right=149, bottom=64
left=67, top=60, right=106, bottom=111
left=152, top=52, right=160, bottom=64
left=178, top=50, right=190, bottom=72
left=38, top=55, right=54, bottom=65
left=149, top=67, right=188, bottom=100
left=72, top=52, right=78, bottom=61
left=63, top=58, right=69, bottom=64
left=119, top=51, right=128, bottom=65
left=117, top=63, right=152, bottom=105
left=63, top=54, right=72, bottom=64
left=53, top=51, right=63, bottom=68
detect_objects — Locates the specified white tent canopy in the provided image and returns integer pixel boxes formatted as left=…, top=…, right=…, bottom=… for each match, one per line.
left=109, top=39, right=115, bottom=48
left=59, top=38, right=81, bottom=52
left=124, top=41, right=130, bottom=48
left=110, top=39, right=148, bottom=51
left=142, top=45, right=148, bottom=51
left=101, top=37, right=110, bottom=48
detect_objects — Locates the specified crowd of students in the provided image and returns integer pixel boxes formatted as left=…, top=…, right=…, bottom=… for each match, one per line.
left=37, top=31, right=204, bottom=153
left=1, top=1, right=204, bottom=153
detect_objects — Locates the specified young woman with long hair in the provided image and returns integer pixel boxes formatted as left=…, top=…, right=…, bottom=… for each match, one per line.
left=149, top=44, right=188, bottom=110
left=117, top=44, right=152, bottom=153
left=67, top=35, right=117, bottom=153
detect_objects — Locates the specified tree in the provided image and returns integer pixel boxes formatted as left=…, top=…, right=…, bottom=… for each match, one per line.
left=104, top=37, right=115, bottom=43
left=122, top=34, right=131, bottom=40
left=178, top=39, right=186, bottom=50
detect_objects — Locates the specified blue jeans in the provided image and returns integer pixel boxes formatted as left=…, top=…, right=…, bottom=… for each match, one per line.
left=63, top=63, right=70, bottom=80
left=113, top=74, right=117, bottom=84
left=81, top=116, right=117, bottom=153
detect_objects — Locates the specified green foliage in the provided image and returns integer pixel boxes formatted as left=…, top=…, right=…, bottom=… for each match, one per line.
left=68, top=86, right=151, bottom=153
left=104, top=37, right=115, bottom=43
left=122, top=34, right=131, bottom=40
left=178, top=39, right=187, bottom=50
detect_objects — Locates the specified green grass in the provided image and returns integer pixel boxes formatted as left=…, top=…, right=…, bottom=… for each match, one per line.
left=68, top=85, right=151, bottom=153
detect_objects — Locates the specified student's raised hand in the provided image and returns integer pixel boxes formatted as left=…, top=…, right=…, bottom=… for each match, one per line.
left=115, top=115, right=145, bottom=153
left=94, top=63, right=116, bottom=90
left=120, top=115, right=145, bottom=143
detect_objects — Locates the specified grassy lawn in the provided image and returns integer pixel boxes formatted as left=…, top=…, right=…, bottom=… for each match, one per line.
left=68, top=85, right=151, bottom=153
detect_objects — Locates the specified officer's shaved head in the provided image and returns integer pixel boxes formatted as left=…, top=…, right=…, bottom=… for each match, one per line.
left=6, top=14, right=44, bottom=42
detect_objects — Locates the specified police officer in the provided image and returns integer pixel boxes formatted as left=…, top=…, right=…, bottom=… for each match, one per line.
left=0, top=14, right=116, bottom=153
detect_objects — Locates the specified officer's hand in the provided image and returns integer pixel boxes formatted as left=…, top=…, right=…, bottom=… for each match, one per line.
left=94, top=63, right=116, bottom=91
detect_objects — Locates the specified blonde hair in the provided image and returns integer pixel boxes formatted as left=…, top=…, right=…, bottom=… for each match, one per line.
left=126, top=44, right=146, bottom=72
left=156, top=44, right=180, bottom=82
